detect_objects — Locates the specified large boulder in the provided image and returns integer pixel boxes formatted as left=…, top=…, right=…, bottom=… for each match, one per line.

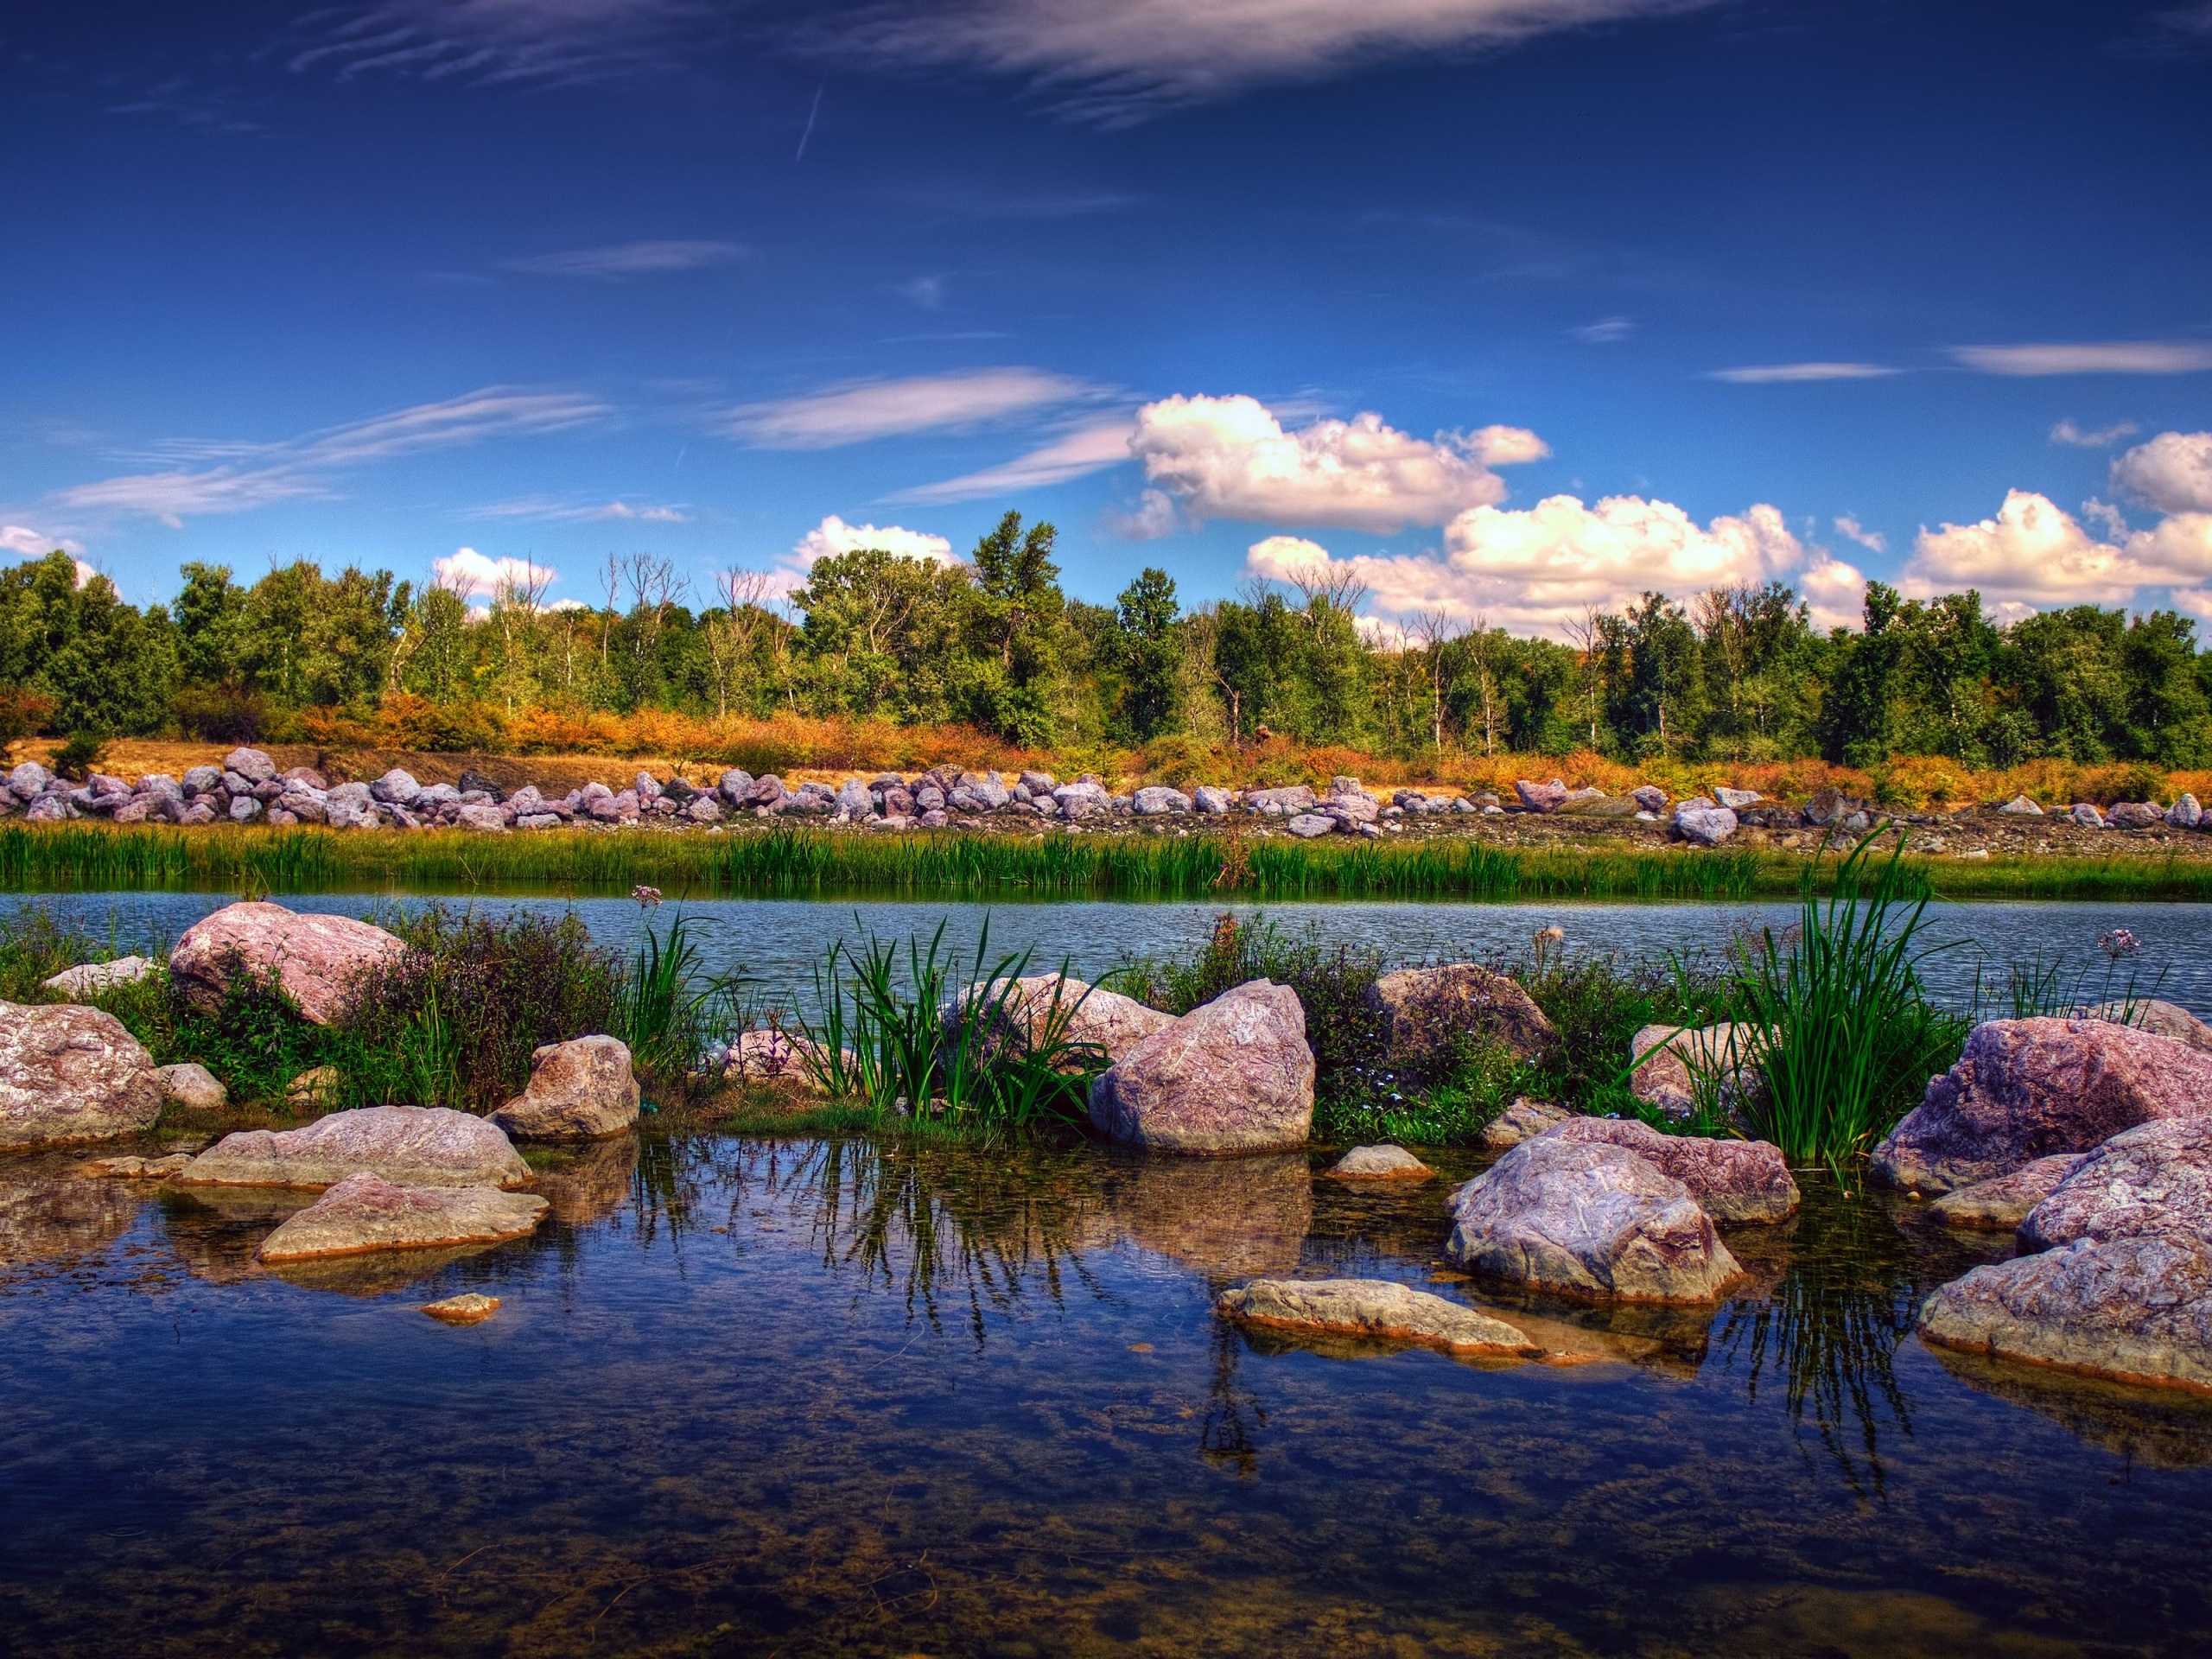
left=1363, top=964, right=1555, bottom=1071
left=2018, top=1117, right=2212, bottom=1252
left=1673, top=800, right=1738, bottom=846
left=1088, top=980, right=1314, bottom=1154
left=155, top=1061, right=228, bottom=1113
left=1514, top=779, right=1569, bottom=813
left=1630, top=1023, right=1764, bottom=1118
left=256, top=1172, right=547, bottom=1262
left=1445, top=1135, right=1744, bottom=1303
left=1929, top=1154, right=2087, bottom=1231
left=2079, top=999, right=2212, bottom=1054
left=1543, top=1116, right=1799, bottom=1224
left=945, top=975, right=1174, bottom=1070
left=168, top=901, right=409, bottom=1025
left=1872, top=1017, right=2212, bottom=1193
left=223, top=747, right=278, bottom=783
left=42, top=956, right=154, bottom=1001
left=177, top=1104, right=531, bottom=1190
left=489, top=1035, right=639, bottom=1141
left=1217, top=1278, right=1546, bottom=1359
left=0, top=1001, right=165, bottom=1149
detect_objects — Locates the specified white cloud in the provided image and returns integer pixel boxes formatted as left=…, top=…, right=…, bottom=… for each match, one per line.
left=791, top=514, right=957, bottom=569
left=1109, top=487, right=1182, bottom=540
left=1833, top=514, right=1885, bottom=554
left=53, top=467, right=325, bottom=527
left=2050, top=418, right=2139, bottom=448
left=1570, top=315, right=1632, bottom=345
left=2112, top=430, right=2212, bottom=514
left=471, top=495, right=690, bottom=523
left=722, top=368, right=1096, bottom=448
left=1237, top=493, right=1865, bottom=636
left=1128, top=394, right=1545, bottom=533
left=290, top=0, right=712, bottom=86
left=1906, top=490, right=2212, bottom=609
left=435, top=548, right=557, bottom=597
left=505, top=239, right=747, bottom=278
left=1709, top=362, right=1898, bottom=384
left=1952, top=342, right=2212, bottom=376
left=1, top=524, right=88, bottom=558
left=892, top=418, right=1135, bottom=504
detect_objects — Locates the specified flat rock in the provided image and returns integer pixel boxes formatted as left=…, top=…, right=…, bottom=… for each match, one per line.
left=1363, top=963, right=1556, bottom=1069
left=0, top=1001, right=165, bottom=1150
left=1446, top=1134, right=1744, bottom=1303
left=42, top=957, right=154, bottom=1000
left=1217, top=1278, right=1545, bottom=1358
left=1326, top=1144, right=1433, bottom=1180
left=168, top=901, right=409, bottom=1025
left=1089, top=980, right=1315, bottom=1154
left=1929, top=1154, right=2088, bottom=1230
left=1872, top=1017, right=2212, bottom=1193
left=257, top=1172, right=547, bottom=1262
left=2019, top=1117, right=2212, bottom=1252
left=490, top=1035, right=639, bottom=1141
left=1542, top=1116, right=1799, bottom=1224
left=155, top=1061, right=226, bottom=1112
left=178, top=1104, right=531, bottom=1190
left=83, top=1152, right=195, bottom=1179
left=1479, top=1096, right=1573, bottom=1149
left=422, top=1292, right=502, bottom=1325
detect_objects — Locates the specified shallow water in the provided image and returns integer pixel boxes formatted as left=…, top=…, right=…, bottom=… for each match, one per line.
left=3, top=1132, right=2209, bottom=1657
left=14, top=891, right=2212, bottom=1020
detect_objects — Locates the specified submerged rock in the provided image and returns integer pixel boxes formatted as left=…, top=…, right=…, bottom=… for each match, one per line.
left=1929, top=1154, right=2087, bottom=1231
left=490, top=1035, right=639, bottom=1141
left=0, top=1001, right=165, bottom=1150
left=1363, top=964, right=1555, bottom=1070
left=256, top=1172, right=547, bottom=1262
left=1543, top=1117, right=1799, bottom=1224
left=168, top=901, right=409, bottom=1026
left=1325, top=1145, right=1433, bottom=1180
left=1446, top=1135, right=1744, bottom=1303
left=179, top=1104, right=531, bottom=1190
left=1478, top=1096, right=1573, bottom=1150
left=422, top=1292, right=502, bottom=1325
left=83, top=1151, right=195, bottom=1179
left=1088, top=980, right=1314, bottom=1154
left=1217, top=1278, right=1546, bottom=1358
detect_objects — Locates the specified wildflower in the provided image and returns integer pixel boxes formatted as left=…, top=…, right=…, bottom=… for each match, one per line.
left=632, top=885, right=664, bottom=909
left=2097, top=928, right=2139, bottom=959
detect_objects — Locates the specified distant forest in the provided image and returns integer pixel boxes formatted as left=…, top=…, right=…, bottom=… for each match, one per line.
left=8, top=510, right=2212, bottom=767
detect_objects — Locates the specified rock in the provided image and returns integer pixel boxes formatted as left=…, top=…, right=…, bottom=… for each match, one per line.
left=2079, top=998, right=2212, bottom=1053
left=489, top=1035, right=639, bottom=1141
left=835, top=779, right=874, bottom=820
left=1514, top=779, right=1570, bottom=812
left=1713, top=786, right=1763, bottom=809
left=726, top=1027, right=840, bottom=1092
left=684, top=797, right=722, bottom=824
left=1673, top=802, right=1738, bottom=846
left=1999, top=794, right=2044, bottom=816
left=1018, top=770, right=1057, bottom=794
left=168, top=901, right=410, bottom=1025
left=1089, top=980, right=1315, bottom=1154
left=1560, top=793, right=1641, bottom=818
left=1363, top=964, right=1556, bottom=1070
left=1283, top=812, right=1337, bottom=838
left=1478, top=1096, right=1573, bottom=1149
left=9, top=760, right=52, bottom=801
left=454, top=803, right=508, bottom=833
left=2170, top=793, right=2202, bottom=829
left=222, top=747, right=277, bottom=782
left=1326, top=1144, right=1433, bottom=1180
left=947, top=975, right=1175, bottom=1069
left=422, top=1292, right=502, bottom=1325
left=41, top=956, right=154, bottom=1000
left=1217, top=1278, right=1545, bottom=1358
left=181, top=765, right=223, bottom=795
left=1445, top=1135, right=1744, bottom=1303
left=284, top=1065, right=344, bottom=1109
left=229, top=796, right=262, bottom=823
left=2069, top=803, right=2105, bottom=828
left=1541, top=1117, right=1799, bottom=1224
left=1929, top=1154, right=2088, bottom=1230
left=1630, top=784, right=1668, bottom=812
left=369, top=767, right=423, bottom=806
left=1872, top=1017, right=2212, bottom=1193
left=177, top=1104, right=531, bottom=1190
left=1917, top=1235, right=2212, bottom=1396
left=257, top=1171, right=547, bottom=1262
left=83, top=1152, right=195, bottom=1179
left=2019, top=1117, right=2212, bottom=1252
left=155, top=1061, right=227, bottom=1113
left=1132, top=785, right=1192, bottom=817
left=1192, top=785, right=1231, bottom=815
left=1630, top=1022, right=1763, bottom=1118
left=2108, top=801, right=2164, bottom=830
left=1052, top=780, right=1111, bottom=820
left=0, top=1001, right=165, bottom=1149
left=1805, top=786, right=1867, bottom=826
left=1246, top=785, right=1316, bottom=815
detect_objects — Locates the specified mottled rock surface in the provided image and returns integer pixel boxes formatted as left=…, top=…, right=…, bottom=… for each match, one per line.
left=1929, top=1154, right=2088, bottom=1231
left=42, top=957, right=154, bottom=1000
left=1630, top=1022, right=1763, bottom=1118
left=155, top=1061, right=226, bottom=1112
left=1363, top=963, right=1556, bottom=1069
left=178, top=1104, right=531, bottom=1190
left=0, top=1001, right=164, bottom=1150
left=83, top=1151, right=195, bottom=1179
left=1478, top=1096, right=1573, bottom=1150
left=168, top=901, right=409, bottom=1025
left=1544, top=1116, right=1799, bottom=1224
left=2018, top=1118, right=2212, bottom=1252
left=1873, top=1018, right=2212, bottom=1193
left=944, top=975, right=1174, bottom=1069
left=256, top=1171, right=547, bottom=1262
left=490, top=1035, right=639, bottom=1141
left=1325, top=1144, right=1433, bottom=1180
left=1446, top=1135, right=1744, bottom=1303
left=422, top=1292, right=502, bottom=1325
left=726, top=1028, right=838, bottom=1093
left=2079, top=999, right=2212, bottom=1054
left=1217, top=1278, right=1544, bottom=1357
left=1089, top=980, right=1314, bottom=1154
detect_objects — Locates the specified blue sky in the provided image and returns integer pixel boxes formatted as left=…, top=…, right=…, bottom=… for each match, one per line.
left=5, top=0, right=2211, bottom=634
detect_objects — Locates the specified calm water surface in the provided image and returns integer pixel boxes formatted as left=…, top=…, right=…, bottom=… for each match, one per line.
left=2, top=1132, right=2209, bottom=1657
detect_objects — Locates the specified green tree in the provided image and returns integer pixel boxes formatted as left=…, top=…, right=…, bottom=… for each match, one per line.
left=1113, top=567, right=1181, bottom=741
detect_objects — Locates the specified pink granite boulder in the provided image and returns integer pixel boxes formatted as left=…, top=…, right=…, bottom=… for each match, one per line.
left=1088, top=980, right=1314, bottom=1154
left=168, top=901, right=409, bottom=1026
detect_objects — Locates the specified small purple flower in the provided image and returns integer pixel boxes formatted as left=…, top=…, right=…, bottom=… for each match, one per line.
left=632, top=884, right=664, bottom=909
left=2097, top=928, right=2139, bottom=959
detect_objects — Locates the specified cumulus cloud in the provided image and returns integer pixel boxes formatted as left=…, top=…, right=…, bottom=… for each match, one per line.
left=2112, top=430, right=2212, bottom=514
left=2050, top=418, right=2139, bottom=448
left=1952, top=341, right=2212, bottom=376
left=435, top=548, right=556, bottom=597
left=505, top=239, right=747, bottom=278
left=1708, top=362, right=1898, bottom=384
left=1, top=524, right=88, bottom=558
left=1237, top=493, right=1866, bottom=637
left=1128, top=395, right=1546, bottom=533
left=1108, top=487, right=1182, bottom=540
left=1833, top=514, right=1885, bottom=553
left=722, top=368, right=1096, bottom=448
left=1906, top=490, right=2212, bottom=611
left=791, top=514, right=957, bottom=569
left=892, top=418, right=1135, bottom=504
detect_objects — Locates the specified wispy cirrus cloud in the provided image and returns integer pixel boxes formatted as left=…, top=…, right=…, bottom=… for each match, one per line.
left=505, top=239, right=747, bottom=279
left=289, top=0, right=720, bottom=87
left=1708, top=361, right=1899, bottom=385
left=721, top=367, right=1101, bottom=448
left=2051, top=418, right=2140, bottom=448
left=890, top=418, right=1135, bottom=503
left=469, top=494, right=690, bottom=524
left=1951, top=341, right=2212, bottom=376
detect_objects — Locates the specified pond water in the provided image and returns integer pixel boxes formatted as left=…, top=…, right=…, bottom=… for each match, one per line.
left=15, top=891, right=2212, bottom=1020
left=2, top=1132, right=2209, bottom=1657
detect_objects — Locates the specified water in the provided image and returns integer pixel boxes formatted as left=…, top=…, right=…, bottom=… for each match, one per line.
left=2, top=1131, right=2208, bottom=1656
left=13, top=892, right=2212, bottom=1020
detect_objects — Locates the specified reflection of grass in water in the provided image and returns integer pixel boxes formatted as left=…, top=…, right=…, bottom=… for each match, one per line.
left=1714, top=1176, right=1927, bottom=1502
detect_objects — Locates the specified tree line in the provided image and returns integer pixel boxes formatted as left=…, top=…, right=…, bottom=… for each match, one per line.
left=8, top=510, right=2212, bottom=767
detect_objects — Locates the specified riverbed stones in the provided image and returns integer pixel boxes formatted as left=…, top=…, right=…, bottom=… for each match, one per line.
left=1446, top=1135, right=1744, bottom=1302
left=1478, top=1096, right=1573, bottom=1149
left=0, top=1001, right=165, bottom=1150
left=256, top=1172, right=547, bottom=1262
left=42, top=956, right=154, bottom=1000
left=168, top=901, right=410, bottom=1025
left=156, top=1061, right=227, bottom=1113
left=2018, top=1118, right=2212, bottom=1252
left=1872, top=1017, right=2212, bottom=1193
left=490, top=1035, right=639, bottom=1141
left=178, top=1104, right=532, bottom=1190
left=1325, top=1144, right=1433, bottom=1180
left=1363, top=963, right=1556, bottom=1069
left=1542, top=1117, right=1799, bottom=1224
left=1217, top=1278, right=1544, bottom=1358
left=1088, top=980, right=1315, bottom=1154
left=422, top=1292, right=502, bottom=1325
left=1929, top=1154, right=2088, bottom=1231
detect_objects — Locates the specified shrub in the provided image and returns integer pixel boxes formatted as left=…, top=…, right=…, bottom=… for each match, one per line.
left=0, top=690, right=55, bottom=742
left=49, top=733, right=106, bottom=781
left=172, top=681, right=270, bottom=743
